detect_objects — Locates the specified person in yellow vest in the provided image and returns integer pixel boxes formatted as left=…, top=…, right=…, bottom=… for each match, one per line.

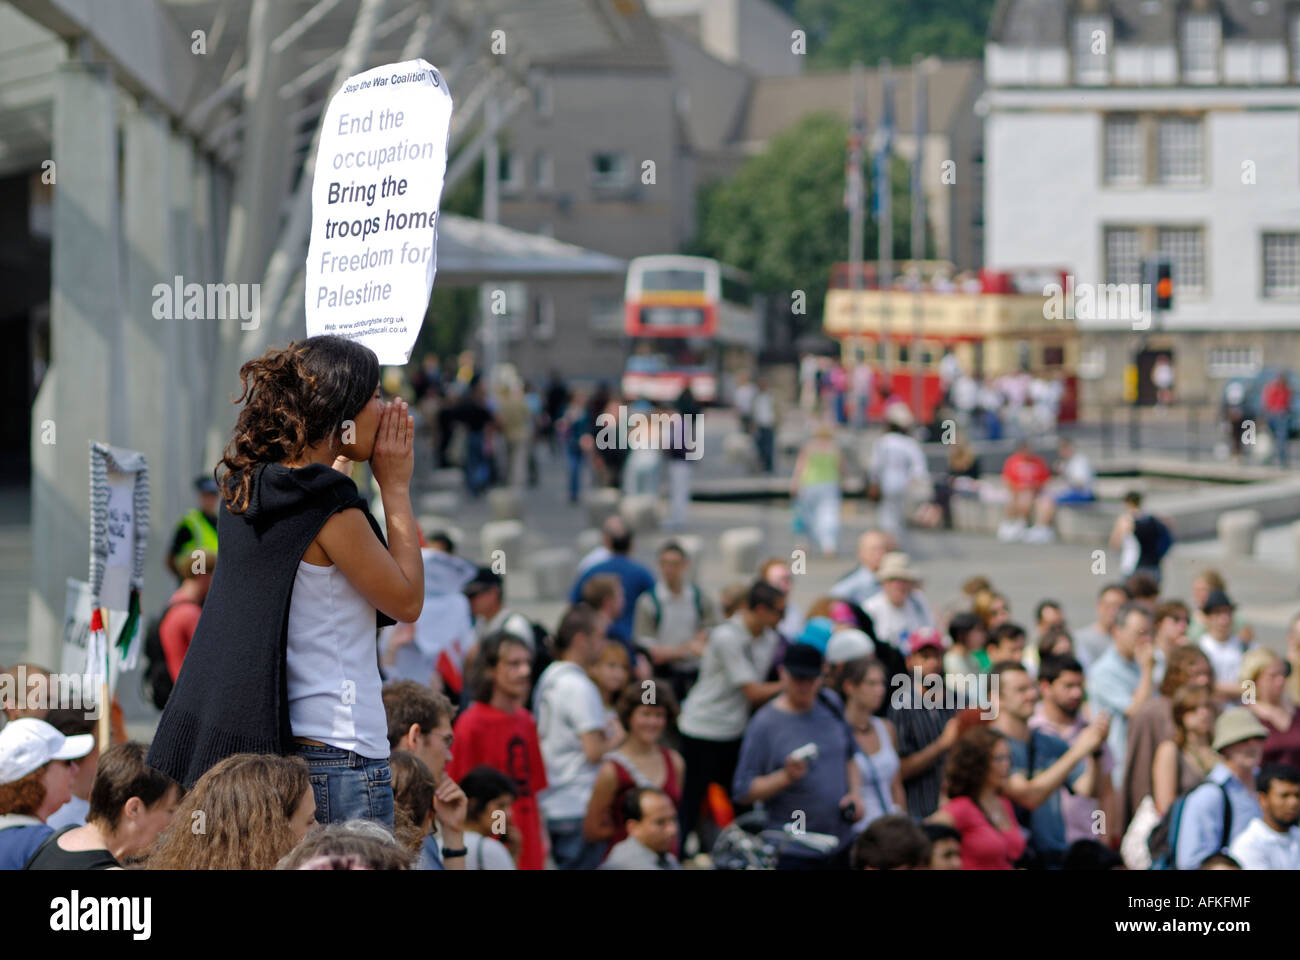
left=166, top=475, right=220, bottom=582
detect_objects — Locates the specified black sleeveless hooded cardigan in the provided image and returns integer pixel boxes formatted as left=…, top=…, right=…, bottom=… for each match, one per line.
left=146, top=463, right=394, bottom=789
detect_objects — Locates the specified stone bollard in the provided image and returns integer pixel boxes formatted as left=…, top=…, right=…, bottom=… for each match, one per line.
left=481, top=520, right=524, bottom=569
left=620, top=494, right=659, bottom=534
left=1292, top=520, right=1300, bottom=569
left=719, top=527, right=763, bottom=578
left=576, top=528, right=604, bottom=559
left=418, top=491, right=460, bottom=516
left=1218, top=509, right=1261, bottom=558
left=429, top=468, right=463, bottom=491
left=531, top=547, right=576, bottom=601
left=488, top=487, right=522, bottom=522
left=585, top=488, right=621, bottom=528
left=723, top=432, right=758, bottom=470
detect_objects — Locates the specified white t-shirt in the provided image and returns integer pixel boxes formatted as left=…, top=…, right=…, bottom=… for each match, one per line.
left=286, top=561, right=389, bottom=759
left=1228, top=817, right=1300, bottom=870
left=753, top=392, right=775, bottom=428
left=1199, top=634, right=1246, bottom=689
left=870, top=432, right=929, bottom=499
left=678, top=617, right=778, bottom=741
left=464, top=830, right=517, bottom=870
left=1062, top=451, right=1094, bottom=491
left=535, top=661, right=607, bottom=820
left=952, top=376, right=978, bottom=412
left=863, top=590, right=934, bottom=653
left=734, top=382, right=757, bottom=415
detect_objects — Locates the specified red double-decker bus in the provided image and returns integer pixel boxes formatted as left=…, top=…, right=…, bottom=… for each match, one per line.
left=621, top=255, right=761, bottom=404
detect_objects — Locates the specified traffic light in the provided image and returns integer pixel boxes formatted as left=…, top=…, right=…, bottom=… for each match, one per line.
left=1145, top=257, right=1173, bottom=311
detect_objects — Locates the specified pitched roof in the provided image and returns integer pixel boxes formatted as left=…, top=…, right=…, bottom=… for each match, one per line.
left=991, top=0, right=1291, bottom=46
left=740, top=61, right=983, bottom=147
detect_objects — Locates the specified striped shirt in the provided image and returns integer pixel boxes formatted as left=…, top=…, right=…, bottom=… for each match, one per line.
left=888, top=683, right=953, bottom=820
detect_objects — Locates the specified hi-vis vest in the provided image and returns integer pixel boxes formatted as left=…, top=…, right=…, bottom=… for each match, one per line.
left=174, top=508, right=218, bottom=569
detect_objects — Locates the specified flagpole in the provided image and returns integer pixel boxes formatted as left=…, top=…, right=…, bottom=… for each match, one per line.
left=98, top=609, right=111, bottom=751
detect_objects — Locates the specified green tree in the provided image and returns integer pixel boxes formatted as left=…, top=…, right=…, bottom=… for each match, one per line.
left=690, top=113, right=918, bottom=339
left=774, top=0, right=997, bottom=68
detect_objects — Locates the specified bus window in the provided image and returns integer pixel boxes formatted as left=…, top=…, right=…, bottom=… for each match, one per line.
left=721, top=274, right=752, bottom=306
left=640, top=306, right=707, bottom=327
left=642, top=269, right=706, bottom=292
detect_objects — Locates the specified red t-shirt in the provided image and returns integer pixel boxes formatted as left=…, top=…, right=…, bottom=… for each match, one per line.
left=945, top=795, right=1026, bottom=870
left=449, top=702, right=549, bottom=870
left=159, top=591, right=203, bottom=682
left=1002, top=451, right=1051, bottom=492
left=1263, top=381, right=1291, bottom=415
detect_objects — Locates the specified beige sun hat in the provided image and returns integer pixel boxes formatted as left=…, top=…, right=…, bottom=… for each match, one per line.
left=876, top=551, right=921, bottom=583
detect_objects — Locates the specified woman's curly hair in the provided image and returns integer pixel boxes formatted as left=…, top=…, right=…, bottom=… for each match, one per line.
left=945, top=725, right=1004, bottom=801
left=218, top=336, right=379, bottom=513
left=142, top=753, right=310, bottom=870
left=0, top=765, right=47, bottom=817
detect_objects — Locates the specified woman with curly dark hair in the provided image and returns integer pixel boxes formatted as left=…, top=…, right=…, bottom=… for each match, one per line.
left=147, top=336, right=424, bottom=829
left=145, top=753, right=316, bottom=870
left=928, top=726, right=1026, bottom=869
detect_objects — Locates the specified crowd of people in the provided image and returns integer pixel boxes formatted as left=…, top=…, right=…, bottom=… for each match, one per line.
left=4, top=335, right=1299, bottom=873
left=6, top=517, right=1299, bottom=871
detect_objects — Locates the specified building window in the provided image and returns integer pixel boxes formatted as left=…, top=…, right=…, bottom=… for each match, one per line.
left=1074, top=16, right=1111, bottom=84
left=1157, top=227, right=1205, bottom=295
left=1182, top=14, right=1221, bottom=83
left=532, top=73, right=553, bottom=118
left=589, top=295, right=624, bottom=336
left=534, top=151, right=553, bottom=191
left=1156, top=117, right=1203, bottom=185
left=1104, top=115, right=1142, bottom=184
left=533, top=295, right=555, bottom=340
left=1043, top=345, right=1065, bottom=367
left=1105, top=228, right=1143, bottom=286
left=1207, top=347, right=1262, bottom=378
left=499, top=151, right=522, bottom=193
left=591, top=152, right=627, bottom=189
left=1293, top=17, right=1300, bottom=81
left=1263, top=233, right=1300, bottom=297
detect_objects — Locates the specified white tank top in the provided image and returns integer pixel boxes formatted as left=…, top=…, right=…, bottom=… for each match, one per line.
left=286, top=561, right=389, bottom=759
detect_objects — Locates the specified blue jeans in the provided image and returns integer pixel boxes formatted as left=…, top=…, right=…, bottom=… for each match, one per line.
left=465, top=431, right=490, bottom=496
left=547, top=817, right=605, bottom=870
left=1269, top=414, right=1290, bottom=467
left=756, top=426, right=775, bottom=473
left=567, top=447, right=584, bottom=502
left=293, top=742, right=394, bottom=830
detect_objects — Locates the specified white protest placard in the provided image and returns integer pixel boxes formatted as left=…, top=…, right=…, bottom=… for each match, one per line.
left=60, top=578, right=127, bottom=701
left=101, top=471, right=135, bottom=611
left=305, top=59, right=454, bottom=364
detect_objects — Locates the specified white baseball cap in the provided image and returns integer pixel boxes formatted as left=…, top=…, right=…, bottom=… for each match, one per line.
left=0, top=718, right=94, bottom=785
left=825, top=629, right=875, bottom=665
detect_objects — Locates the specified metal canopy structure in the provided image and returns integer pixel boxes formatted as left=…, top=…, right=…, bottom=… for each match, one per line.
left=436, top=213, right=626, bottom=283
left=11, top=0, right=632, bottom=672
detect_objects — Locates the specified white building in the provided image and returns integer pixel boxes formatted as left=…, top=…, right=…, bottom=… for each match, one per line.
left=984, top=0, right=1300, bottom=410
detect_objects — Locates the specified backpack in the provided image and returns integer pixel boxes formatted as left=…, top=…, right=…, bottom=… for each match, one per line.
left=646, top=583, right=704, bottom=629
left=141, top=603, right=180, bottom=711
left=525, top=619, right=553, bottom=713
left=1148, top=779, right=1231, bottom=870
